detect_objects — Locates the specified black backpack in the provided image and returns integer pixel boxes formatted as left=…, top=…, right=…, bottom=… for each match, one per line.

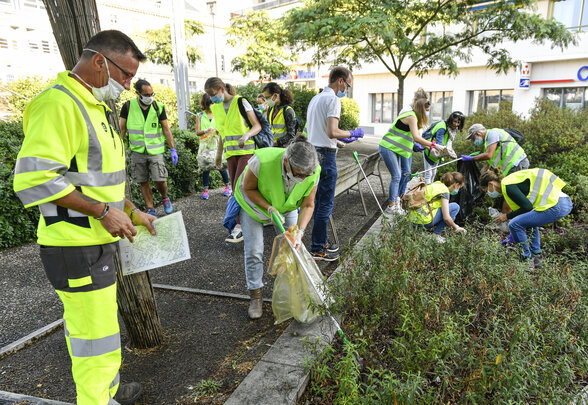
left=422, top=120, right=443, bottom=140
left=504, top=128, right=525, bottom=145
left=236, top=97, right=274, bottom=148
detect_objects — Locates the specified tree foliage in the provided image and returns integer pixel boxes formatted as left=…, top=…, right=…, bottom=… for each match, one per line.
left=143, top=20, right=204, bottom=68
left=283, top=0, right=576, bottom=111
left=227, top=10, right=293, bottom=80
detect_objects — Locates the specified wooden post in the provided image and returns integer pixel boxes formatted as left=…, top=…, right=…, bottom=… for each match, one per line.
left=43, top=0, right=163, bottom=348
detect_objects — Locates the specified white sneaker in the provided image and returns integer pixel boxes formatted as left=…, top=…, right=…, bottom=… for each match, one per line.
left=433, top=234, right=446, bottom=243
left=225, top=228, right=243, bottom=243
left=385, top=204, right=405, bottom=216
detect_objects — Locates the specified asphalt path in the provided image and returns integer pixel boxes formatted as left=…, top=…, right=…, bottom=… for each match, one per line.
left=0, top=135, right=389, bottom=403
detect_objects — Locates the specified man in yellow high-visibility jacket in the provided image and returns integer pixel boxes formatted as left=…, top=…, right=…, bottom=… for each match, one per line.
left=13, top=30, right=155, bottom=405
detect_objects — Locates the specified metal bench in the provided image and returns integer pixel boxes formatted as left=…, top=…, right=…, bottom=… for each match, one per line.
left=329, top=152, right=386, bottom=246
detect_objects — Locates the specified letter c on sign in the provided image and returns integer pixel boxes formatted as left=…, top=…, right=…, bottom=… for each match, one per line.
left=578, top=66, right=588, bottom=81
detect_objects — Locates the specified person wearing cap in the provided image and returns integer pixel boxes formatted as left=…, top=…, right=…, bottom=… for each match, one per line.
left=462, top=124, right=529, bottom=176
left=234, top=136, right=320, bottom=319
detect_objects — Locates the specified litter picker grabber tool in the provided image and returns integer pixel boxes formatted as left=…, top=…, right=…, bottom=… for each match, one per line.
left=352, top=151, right=384, bottom=215
left=410, top=157, right=462, bottom=179
left=271, top=212, right=351, bottom=345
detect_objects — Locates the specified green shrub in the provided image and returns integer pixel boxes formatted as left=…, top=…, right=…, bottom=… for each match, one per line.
left=339, top=97, right=360, bottom=130
left=5, top=76, right=54, bottom=120
left=306, top=216, right=588, bottom=403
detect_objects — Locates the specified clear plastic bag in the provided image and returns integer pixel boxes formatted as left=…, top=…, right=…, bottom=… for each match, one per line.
left=197, top=131, right=227, bottom=171
left=268, top=229, right=325, bottom=324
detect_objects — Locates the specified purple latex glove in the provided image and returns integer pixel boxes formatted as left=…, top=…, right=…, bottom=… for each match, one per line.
left=460, top=154, right=474, bottom=162
left=340, top=137, right=355, bottom=143
left=413, top=143, right=425, bottom=152
left=350, top=128, right=364, bottom=139
left=501, top=233, right=515, bottom=247
left=170, top=148, right=179, bottom=166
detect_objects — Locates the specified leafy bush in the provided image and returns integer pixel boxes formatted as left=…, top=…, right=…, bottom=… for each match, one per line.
left=339, top=97, right=360, bottom=130
left=5, top=76, right=54, bottom=120
left=0, top=121, right=39, bottom=248
left=117, top=83, right=179, bottom=128
left=305, top=216, right=588, bottom=403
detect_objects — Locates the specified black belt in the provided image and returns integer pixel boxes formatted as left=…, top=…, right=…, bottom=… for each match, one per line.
left=315, top=146, right=337, bottom=153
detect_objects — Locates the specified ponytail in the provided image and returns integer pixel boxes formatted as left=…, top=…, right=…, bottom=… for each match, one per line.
left=204, top=77, right=236, bottom=96
left=441, top=171, right=464, bottom=188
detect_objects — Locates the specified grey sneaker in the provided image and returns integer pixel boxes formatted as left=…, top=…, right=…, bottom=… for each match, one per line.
left=532, top=253, right=543, bottom=269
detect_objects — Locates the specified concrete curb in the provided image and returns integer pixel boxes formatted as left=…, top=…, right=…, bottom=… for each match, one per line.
left=225, top=215, right=385, bottom=405
left=0, top=390, right=72, bottom=404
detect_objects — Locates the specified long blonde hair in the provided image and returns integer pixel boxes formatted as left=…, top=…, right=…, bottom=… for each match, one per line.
left=413, top=98, right=429, bottom=129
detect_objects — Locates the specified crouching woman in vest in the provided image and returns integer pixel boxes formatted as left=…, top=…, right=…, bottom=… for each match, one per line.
left=234, top=136, right=320, bottom=319
left=408, top=172, right=467, bottom=242
left=480, top=168, right=573, bottom=269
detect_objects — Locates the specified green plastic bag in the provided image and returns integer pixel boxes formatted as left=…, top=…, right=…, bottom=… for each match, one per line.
left=268, top=231, right=325, bottom=324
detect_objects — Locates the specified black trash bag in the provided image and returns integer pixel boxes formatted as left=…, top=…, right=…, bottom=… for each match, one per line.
left=450, top=160, right=484, bottom=223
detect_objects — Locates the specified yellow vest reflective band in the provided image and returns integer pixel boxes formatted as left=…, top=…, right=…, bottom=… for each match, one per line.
left=485, top=128, right=526, bottom=174
left=502, top=168, right=565, bottom=212
left=211, top=96, right=256, bottom=158
left=14, top=71, right=126, bottom=246
left=302, top=123, right=308, bottom=138
left=379, top=110, right=416, bottom=158
left=127, top=98, right=165, bottom=155
left=424, top=121, right=449, bottom=163
left=268, top=105, right=295, bottom=142
left=234, top=148, right=321, bottom=223
left=408, top=181, right=449, bottom=225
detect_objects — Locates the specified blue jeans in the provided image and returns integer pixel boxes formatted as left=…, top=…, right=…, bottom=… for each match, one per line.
left=422, top=202, right=460, bottom=235
left=202, top=169, right=229, bottom=188
left=240, top=208, right=297, bottom=290
left=311, top=147, right=338, bottom=252
left=399, top=155, right=412, bottom=197
left=509, top=195, right=573, bottom=258
left=379, top=145, right=402, bottom=203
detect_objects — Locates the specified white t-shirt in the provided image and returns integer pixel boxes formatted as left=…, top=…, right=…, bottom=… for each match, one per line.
left=306, top=86, right=341, bottom=149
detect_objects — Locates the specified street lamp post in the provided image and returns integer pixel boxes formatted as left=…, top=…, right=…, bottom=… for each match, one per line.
left=206, top=1, right=218, bottom=77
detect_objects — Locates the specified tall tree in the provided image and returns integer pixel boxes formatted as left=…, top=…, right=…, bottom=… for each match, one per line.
left=227, top=10, right=293, bottom=80
left=283, top=0, right=576, bottom=112
left=43, top=0, right=163, bottom=349
left=143, top=20, right=204, bottom=68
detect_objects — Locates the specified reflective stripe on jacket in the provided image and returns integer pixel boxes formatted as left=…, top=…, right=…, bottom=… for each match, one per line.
left=211, top=96, right=256, bottom=158
left=379, top=110, right=416, bottom=158
left=485, top=128, right=526, bottom=175
left=14, top=71, right=126, bottom=246
left=502, top=168, right=566, bottom=212
left=234, top=148, right=320, bottom=223
left=127, top=98, right=165, bottom=155
left=268, top=105, right=296, bottom=142
left=424, top=120, right=449, bottom=163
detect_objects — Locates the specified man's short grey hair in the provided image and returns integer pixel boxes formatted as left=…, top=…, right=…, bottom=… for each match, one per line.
left=467, top=123, right=486, bottom=140
left=284, top=136, right=319, bottom=175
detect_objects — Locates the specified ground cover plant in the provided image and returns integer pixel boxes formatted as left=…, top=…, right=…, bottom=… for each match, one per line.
left=302, top=215, right=588, bottom=404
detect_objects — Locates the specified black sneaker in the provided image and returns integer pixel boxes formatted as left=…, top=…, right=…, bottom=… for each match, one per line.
left=311, top=248, right=339, bottom=262
left=325, top=242, right=339, bottom=253
left=114, top=382, right=143, bottom=405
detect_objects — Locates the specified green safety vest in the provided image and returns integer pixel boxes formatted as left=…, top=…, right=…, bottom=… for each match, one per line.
left=14, top=71, right=126, bottom=246
left=302, top=123, right=308, bottom=138
left=408, top=181, right=448, bottom=225
left=127, top=98, right=165, bottom=155
left=379, top=110, right=416, bottom=158
left=268, top=105, right=296, bottom=142
left=234, top=148, right=321, bottom=223
left=485, top=128, right=526, bottom=175
left=211, top=96, right=256, bottom=158
left=199, top=111, right=215, bottom=131
left=502, top=168, right=565, bottom=212
left=424, top=120, right=450, bottom=163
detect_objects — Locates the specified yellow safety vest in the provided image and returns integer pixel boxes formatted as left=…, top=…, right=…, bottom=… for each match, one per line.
left=485, top=128, right=526, bottom=175
left=380, top=110, right=416, bottom=158
left=408, top=181, right=448, bottom=225
left=127, top=98, right=165, bottom=155
left=502, top=168, right=566, bottom=212
left=14, top=71, right=126, bottom=246
left=211, top=96, right=256, bottom=158
left=268, top=105, right=296, bottom=143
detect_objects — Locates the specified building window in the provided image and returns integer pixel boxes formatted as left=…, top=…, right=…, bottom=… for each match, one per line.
left=52, top=42, right=58, bottom=53
left=41, top=40, right=50, bottom=53
left=468, top=89, right=513, bottom=114
left=12, top=39, right=18, bottom=50
left=544, top=87, right=587, bottom=110
left=370, top=93, right=396, bottom=123
left=23, top=0, right=44, bottom=9
left=550, top=0, right=588, bottom=32
left=427, top=91, right=453, bottom=122
left=28, top=41, right=39, bottom=51
left=221, top=55, right=225, bottom=72
left=110, top=14, right=117, bottom=25
left=0, top=0, right=15, bottom=7
left=0, top=38, right=8, bottom=49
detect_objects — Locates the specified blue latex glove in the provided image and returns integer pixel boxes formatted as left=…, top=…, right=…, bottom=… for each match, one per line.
left=413, top=143, right=425, bottom=152
left=340, top=137, right=355, bottom=143
left=171, top=148, right=179, bottom=166
left=460, top=154, right=474, bottom=162
left=350, top=128, right=365, bottom=139
left=501, top=233, right=515, bottom=247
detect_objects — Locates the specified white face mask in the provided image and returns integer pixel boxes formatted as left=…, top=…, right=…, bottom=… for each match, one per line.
left=285, top=161, right=305, bottom=184
left=74, top=48, right=126, bottom=101
left=266, top=95, right=276, bottom=108
left=140, top=95, right=154, bottom=105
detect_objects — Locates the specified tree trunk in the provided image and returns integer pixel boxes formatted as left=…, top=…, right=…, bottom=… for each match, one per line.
left=43, top=0, right=163, bottom=349
left=397, top=74, right=405, bottom=115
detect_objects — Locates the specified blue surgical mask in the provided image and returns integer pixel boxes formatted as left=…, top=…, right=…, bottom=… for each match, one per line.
left=474, top=136, right=483, bottom=146
left=337, top=89, right=347, bottom=98
left=210, top=92, right=224, bottom=104
left=450, top=189, right=459, bottom=196
left=258, top=104, right=266, bottom=112
left=487, top=184, right=501, bottom=198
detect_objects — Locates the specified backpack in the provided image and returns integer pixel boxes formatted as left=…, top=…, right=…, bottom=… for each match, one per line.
left=400, top=181, right=431, bottom=213
left=236, top=97, right=274, bottom=148
left=504, top=128, right=525, bottom=145
left=422, top=120, right=443, bottom=140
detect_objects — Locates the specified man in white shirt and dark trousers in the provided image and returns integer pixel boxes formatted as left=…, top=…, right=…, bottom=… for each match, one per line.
left=306, top=66, right=364, bottom=261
